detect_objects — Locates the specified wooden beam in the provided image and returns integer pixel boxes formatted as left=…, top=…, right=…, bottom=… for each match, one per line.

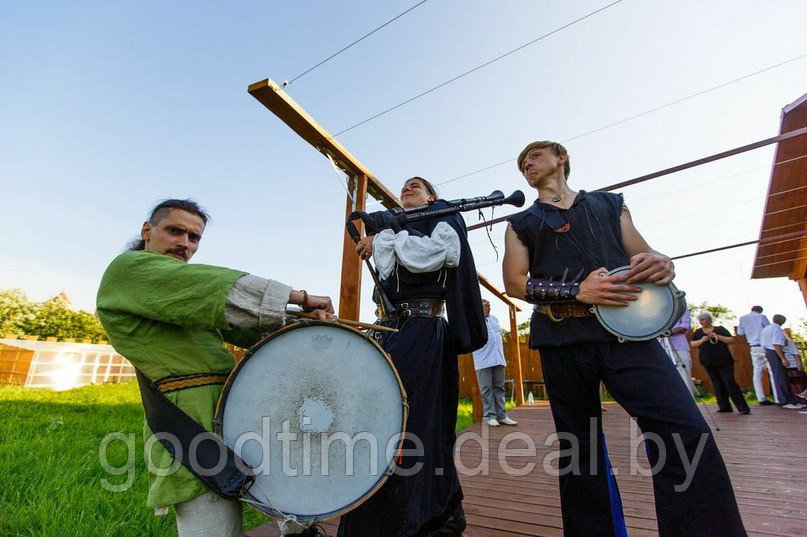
left=507, top=305, right=525, bottom=406
left=247, top=77, right=517, bottom=327
left=477, top=272, right=521, bottom=311
left=248, top=78, right=401, bottom=209
left=338, top=175, right=368, bottom=320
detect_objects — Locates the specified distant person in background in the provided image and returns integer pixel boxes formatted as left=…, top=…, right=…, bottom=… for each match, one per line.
left=760, top=315, right=806, bottom=410
left=783, top=335, right=803, bottom=370
left=691, top=313, right=750, bottom=414
left=737, top=306, right=776, bottom=405
left=662, top=308, right=695, bottom=396
left=472, top=299, right=518, bottom=427
left=783, top=334, right=807, bottom=404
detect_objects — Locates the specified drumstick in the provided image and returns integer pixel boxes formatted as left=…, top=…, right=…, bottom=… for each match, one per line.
left=285, top=310, right=398, bottom=333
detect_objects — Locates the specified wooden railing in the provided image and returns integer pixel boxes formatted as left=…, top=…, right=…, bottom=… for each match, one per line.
left=458, top=333, right=775, bottom=422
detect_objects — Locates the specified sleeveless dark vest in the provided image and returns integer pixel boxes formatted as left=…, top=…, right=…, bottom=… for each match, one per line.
left=508, top=190, right=630, bottom=348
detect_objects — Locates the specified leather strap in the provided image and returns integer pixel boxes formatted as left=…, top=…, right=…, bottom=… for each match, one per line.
left=535, top=302, right=593, bottom=322
left=379, top=299, right=445, bottom=321
left=134, top=369, right=254, bottom=500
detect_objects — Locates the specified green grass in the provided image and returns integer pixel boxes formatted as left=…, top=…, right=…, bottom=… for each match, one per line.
left=455, top=397, right=518, bottom=432
left=1, top=383, right=491, bottom=536
left=0, top=382, right=270, bottom=536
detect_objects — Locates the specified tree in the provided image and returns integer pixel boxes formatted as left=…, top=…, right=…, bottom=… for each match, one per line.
left=502, top=320, right=531, bottom=343
left=0, top=289, right=107, bottom=342
left=791, top=318, right=807, bottom=345
left=0, top=289, right=35, bottom=335
left=688, top=301, right=736, bottom=324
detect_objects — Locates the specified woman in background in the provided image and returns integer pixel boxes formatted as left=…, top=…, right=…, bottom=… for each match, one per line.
left=692, top=313, right=750, bottom=414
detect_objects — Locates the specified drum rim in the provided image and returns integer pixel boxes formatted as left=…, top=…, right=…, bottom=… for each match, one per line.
left=213, top=319, right=409, bottom=522
left=592, top=265, right=684, bottom=342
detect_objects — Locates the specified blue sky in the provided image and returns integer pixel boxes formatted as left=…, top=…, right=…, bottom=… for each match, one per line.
left=1, top=0, right=805, bottom=329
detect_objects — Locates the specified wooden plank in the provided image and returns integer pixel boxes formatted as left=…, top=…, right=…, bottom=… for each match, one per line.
left=248, top=77, right=515, bottom=322
left=507, top=305, right=525, bottom=405
left=248, top=78, right=400, bottom=209
left=477, top=273, right=520, bottom=311
left=338, top=175, right=367, bottom=320
left=248, top=402, right=807, bottom=537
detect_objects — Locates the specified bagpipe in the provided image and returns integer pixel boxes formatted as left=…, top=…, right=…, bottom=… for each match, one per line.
left=345, top=189, right=525, bottom=242
left=345, top=189, right=525, bottom=318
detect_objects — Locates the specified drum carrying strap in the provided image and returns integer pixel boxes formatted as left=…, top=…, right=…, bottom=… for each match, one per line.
left=134, top=369, right=254, bottom=500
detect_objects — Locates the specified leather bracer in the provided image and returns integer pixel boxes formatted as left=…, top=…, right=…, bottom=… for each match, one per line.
left=525, top=278, right=580, bottom=304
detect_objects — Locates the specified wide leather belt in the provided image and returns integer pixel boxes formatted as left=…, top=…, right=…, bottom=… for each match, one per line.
left=155, top=373, right=229, bottom=394
left=380, top=299, right=446, bottom=321
left=535, top=302, right=593, bottom=322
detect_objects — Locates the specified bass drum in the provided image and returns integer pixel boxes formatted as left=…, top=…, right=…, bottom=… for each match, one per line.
left=592, top=265, right=686, bottom=342
left=214, top=321, right=407, bottom=526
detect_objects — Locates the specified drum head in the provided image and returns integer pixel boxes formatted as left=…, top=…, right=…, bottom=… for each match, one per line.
left=215, top=322, right=406, bottom=523
left=593, top=266, right=684, bottom=342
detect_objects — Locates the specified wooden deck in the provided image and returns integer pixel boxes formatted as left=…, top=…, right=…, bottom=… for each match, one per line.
left=248, top=402, right=807, bottom=536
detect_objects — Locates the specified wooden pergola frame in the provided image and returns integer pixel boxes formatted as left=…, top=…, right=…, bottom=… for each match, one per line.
left=248, top=77, right=525, bottom=407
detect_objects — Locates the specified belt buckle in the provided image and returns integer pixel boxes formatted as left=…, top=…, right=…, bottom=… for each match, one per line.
left=397, top=302, right=411, bottom=319
left=545, top=304, right=564, bottom=323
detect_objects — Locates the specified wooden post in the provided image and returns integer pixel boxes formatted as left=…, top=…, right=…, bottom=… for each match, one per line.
left=470, top=360, right=483, bottom=423
left=339, top=175, right=368, bottom=320
left=508, top=304, right=525, bottom=406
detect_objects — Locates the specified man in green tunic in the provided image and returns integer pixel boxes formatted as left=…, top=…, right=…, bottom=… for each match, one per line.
left=97, top=199, right=333, bottom=536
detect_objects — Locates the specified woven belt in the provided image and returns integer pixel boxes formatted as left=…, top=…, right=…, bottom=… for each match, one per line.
left=535, top=302, right=593, bottom=322
left=380, top=299, right=446, bottom=321
left=155, top=373, right=229, bottom=394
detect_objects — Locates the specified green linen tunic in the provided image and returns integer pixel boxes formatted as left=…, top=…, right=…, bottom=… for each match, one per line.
left=96, top=250, right=273, bottom=508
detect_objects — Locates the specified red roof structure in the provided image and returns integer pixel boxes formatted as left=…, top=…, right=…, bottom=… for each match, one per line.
left=752, top=93, right=807, bottom=305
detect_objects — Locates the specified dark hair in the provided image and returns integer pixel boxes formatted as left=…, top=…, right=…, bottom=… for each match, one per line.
left=516, top=141, right=571, bottom=179
left=751, top=305, right=763, bottom=313
left=127, top=199, right=210, bottom=251
left=773, top=314, right=786, bottom=325
left=404, top=176, right=439, bottom=201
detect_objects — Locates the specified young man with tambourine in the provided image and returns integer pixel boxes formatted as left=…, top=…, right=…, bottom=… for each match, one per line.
left=503, top=142, right=747, bottom=537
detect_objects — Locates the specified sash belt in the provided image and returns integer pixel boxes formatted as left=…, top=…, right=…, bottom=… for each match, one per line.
left=155, top=373, right=229, bottom=394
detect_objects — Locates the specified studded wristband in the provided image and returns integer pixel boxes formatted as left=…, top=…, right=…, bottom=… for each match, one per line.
left=525, top=278, right=580, bottom=304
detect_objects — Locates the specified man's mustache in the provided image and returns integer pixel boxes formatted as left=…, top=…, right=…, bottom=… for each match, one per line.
left=165, top=247, right=188, bottom=260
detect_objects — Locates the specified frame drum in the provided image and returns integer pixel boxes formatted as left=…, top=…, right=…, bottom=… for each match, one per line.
left=592, top=265, right=686, bottom=342
left=214, top=321, right=407, bottom=525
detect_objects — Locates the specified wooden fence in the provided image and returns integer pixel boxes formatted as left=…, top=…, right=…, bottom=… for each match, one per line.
left=458, top=333, right=772, bottom=408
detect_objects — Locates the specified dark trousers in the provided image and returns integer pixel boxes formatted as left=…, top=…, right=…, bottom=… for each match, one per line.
left=765, top=349, right=794, bottom=405
left=703, top=364, right=750, bottom=412
left=539, top=340, right=746, bottom=537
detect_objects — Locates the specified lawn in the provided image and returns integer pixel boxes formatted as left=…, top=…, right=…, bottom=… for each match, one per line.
left=0, top=382, right=270, bottom=536
left=0, top=383, right=490, bottom=536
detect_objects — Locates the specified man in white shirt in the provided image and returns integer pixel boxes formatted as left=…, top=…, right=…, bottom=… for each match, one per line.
left=737, top=306, right=776, bottom=405
left=472, top=300, right=518, bottom=427
left=760, top=314, right=804, bottom=409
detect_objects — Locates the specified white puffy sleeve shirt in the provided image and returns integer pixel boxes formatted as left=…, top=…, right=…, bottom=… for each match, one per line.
left=372, top=221, right=461, bottom=279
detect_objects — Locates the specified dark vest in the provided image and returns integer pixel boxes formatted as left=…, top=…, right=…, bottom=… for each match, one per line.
left=508, top=190, right=630, bottom=348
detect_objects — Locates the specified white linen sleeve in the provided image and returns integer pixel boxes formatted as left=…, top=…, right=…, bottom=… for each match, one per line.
left=371, top=221, right=461, bottom=279
left=225, top=274, right=292, bottom=330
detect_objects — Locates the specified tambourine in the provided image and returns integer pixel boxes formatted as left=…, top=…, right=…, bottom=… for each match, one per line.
left=592, top=266, right=686, bottom=343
